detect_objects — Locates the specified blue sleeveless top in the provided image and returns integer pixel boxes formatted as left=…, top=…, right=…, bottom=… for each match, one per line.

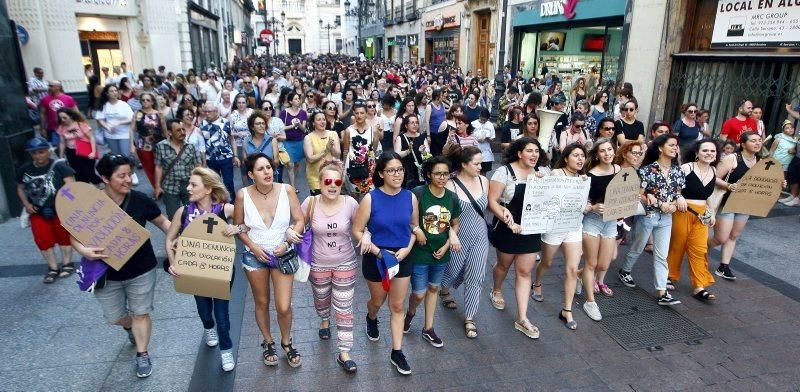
left=368, top=188, right=412, bottom=248
left=429, top=103, right=446, bottom=134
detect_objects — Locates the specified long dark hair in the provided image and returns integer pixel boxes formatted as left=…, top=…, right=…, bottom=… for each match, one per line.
left=642, top=134, right=679, bottom=167
left=503, top=136, right=548, bottom=167
left=422, top=156, right=451, bottom=184
left=586, top=137, right=616, bottom=170
left=399, top=114, right=420, bottom=135
left=554, top=143, right=587, bottom=171
left=372, top=151, right=403, bottom=188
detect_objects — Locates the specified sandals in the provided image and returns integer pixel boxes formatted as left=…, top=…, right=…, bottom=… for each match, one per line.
left=261, top=340, right=279, bottom=366
left=336, top=353, right=357, bottom=373
left=559, top=309, right=578, bottom=330
left=281, top=339, right=302, bottom=367
left=464, top=320, right=478, bottom=339
left=531, top=283, right=544, bottom=302
left=439, top=290, right=458, bottom=310
left=693, top=289, right=716, bottom=302
left=489, top=290, right=506, bottom=310
left=319, top=319, right=331, bottom=340
left=43, top=269, right=58, bottom=284
left=666, top=279, right=676, bottom=291
left=514, top=319, right=540, bottom=339
left=59, top=263, right=75, bottom=278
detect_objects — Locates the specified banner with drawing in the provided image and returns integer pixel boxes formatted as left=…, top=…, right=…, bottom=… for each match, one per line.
left=520, top=175, right=591, bottom=235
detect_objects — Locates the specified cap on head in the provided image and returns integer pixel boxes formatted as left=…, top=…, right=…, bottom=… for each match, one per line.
left=25, top=137, right=51, bottom=152
left=48, top=80, right=62, bottom=87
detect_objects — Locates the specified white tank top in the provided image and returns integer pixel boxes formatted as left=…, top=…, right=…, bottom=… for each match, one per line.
left=242, top=184, right=289, bottom=251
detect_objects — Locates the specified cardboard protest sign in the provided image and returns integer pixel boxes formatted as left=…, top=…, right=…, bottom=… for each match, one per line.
left=56, top=182, right=150, bottom=271
left=722, top=158, right=784, bottom=217
left=603, top=167, right=642, bottom=221
left=521, top=175, right=591, bottom=234
left=173, top=213, right=236, bottom=300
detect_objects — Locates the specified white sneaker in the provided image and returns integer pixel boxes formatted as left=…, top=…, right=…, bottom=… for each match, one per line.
left=779, top=195, right=794, bottom=203
left=783, top=197, right=800, bottom=207
left=204, top=328, right=219, bottom=347
left=583, top=301, right=602, bottom=321
left=131, top=172, right=140, bottom=186
left=221, top=350, right=235, bottom=372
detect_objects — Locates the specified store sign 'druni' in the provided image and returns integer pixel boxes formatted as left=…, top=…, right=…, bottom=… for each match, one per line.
left=540, top=0, right=579, bottom=19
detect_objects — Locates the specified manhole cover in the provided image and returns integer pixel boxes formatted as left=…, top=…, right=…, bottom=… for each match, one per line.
left=583, top=283, right=711, bottom=351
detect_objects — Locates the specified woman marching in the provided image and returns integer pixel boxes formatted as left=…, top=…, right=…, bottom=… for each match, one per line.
left=533, top=143, right=602, bottom=329
left=617, top=134, right=685, bottom=305
left=304, top=110, right=341, bottom=195
left=342, top=102, right=382, bottom=201
left=394, top=114, right=430, bottom=189
left=234, top=153, right=306, bottom=368
left=164, top=168, right=240, bottom=371
left=403, top=156, right=461, bottom=348
left=55, top=107, right=101, bottom=184
left=666, top=139, right=719, bottom=301
left=351, top=152, right=423, bottom=375
left=301, top=160, right=360, bottom=372
left=279, top=92, right=308, bottom=190
left=439, top=147, right=490, bottom=338
left=488, top=137, right=549, bottom=339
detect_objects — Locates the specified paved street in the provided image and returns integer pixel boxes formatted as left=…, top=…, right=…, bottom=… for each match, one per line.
left=2, top=163, right=800, bottom=391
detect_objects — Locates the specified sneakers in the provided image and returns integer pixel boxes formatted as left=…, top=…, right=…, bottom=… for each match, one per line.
left=779, top=194, right=795, bottom=203
left=657, top=291, right=681, bottom=306
left=422, top=328, right=444, bottom=348
left=403, top=312, right=414, bottom=334
left=135, top=352, right=152, bottom=378
left=782, top=197, right=800, bottom=206
left=131, top=172, right=140, bottom=186
left=582, top=301, right=602, bottom=321
left=618, top=269, right=636, bottom=288
left=124, top=327, right=135, bottom=345
left=715, top=264, right=737, bottom=281
left=365, top=315, right=379, bottom=341
left=221, top=350, right=235, bottom=372
left=204, top=328, right=219, bottom=347
left=390, top=350, right=412, bottom=375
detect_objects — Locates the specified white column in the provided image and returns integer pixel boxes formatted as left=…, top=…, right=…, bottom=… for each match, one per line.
left=623, top=0, right=668, bottom=123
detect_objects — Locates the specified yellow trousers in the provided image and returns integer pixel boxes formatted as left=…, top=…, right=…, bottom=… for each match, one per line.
left=667, top=203, right=715, bottom=289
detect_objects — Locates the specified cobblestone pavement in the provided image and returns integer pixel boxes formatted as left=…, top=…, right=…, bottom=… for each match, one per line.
left=2, top=161, right=800, bottom=391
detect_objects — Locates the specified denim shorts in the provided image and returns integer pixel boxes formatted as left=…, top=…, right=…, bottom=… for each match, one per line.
left=94, top=268, right=157, bottom=323
left=582, top=212, right=619, bottom=239
left=241, top=250, right=277, bottom=271
left=411, top=263, right=447, bottom=294
left=715, top=211, right=750, bottom=222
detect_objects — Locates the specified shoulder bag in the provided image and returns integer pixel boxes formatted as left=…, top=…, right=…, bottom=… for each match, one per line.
left=452, top=176, right=497, bottom=238
left=295, top=196, right=316, bottom=282
left=160, top=144, right=188, bottom=186
left=404, top=134, right=425, bottom=183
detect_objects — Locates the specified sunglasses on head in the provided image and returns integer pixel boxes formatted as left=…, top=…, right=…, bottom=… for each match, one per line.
left=323, top=178, right=343, bottom=186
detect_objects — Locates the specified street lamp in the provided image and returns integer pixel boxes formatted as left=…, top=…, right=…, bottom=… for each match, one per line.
left=267, top=11, right=286, bottom=58
left=319, top=16, right=340, bottom=54
left=343, top=0, right=375, bottom=56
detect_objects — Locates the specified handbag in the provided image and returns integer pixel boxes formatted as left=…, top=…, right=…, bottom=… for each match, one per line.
left=347, top=160, right=370, bottom=181
left=404, top=135, right=425, bottom=183
left=75, top=138, right=93, bottom=158
left=278, top=148, right=291, bottom=165
left=687, top=206, right=714, bottom=226
left=274, top=246, right=299, bottom=275
left=295, top=196, right=316, bottom=282
left=19, top=207, right=30, bottom=228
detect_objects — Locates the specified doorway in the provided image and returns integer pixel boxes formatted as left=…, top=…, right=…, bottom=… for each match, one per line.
left=79, top=31, right=122, bottom=85
left=475, top=12, right=491, bottom=76
left=288, top=39, right=302, bottom=55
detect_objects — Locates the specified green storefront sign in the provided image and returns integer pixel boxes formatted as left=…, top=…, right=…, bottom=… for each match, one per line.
left=513, top=0, right=627, bottom=27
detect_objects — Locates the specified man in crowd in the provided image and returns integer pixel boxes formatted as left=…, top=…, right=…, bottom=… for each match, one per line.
left=154, top=120, right=200, bottom=218
left=38, top=80, right=77, bottom=145
left=720, top=99, right=757, bottom=146
left=200, top=102, right=237, bottom=199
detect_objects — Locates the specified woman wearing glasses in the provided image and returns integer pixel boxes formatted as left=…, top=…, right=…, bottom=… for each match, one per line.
left=279, top=92, right=308, bottom=190
left=590, top=90, right=610, bottom=125
left=351, top=151, right=423, bottom=375
left=304, top=111, right=341, bottom=195
left=672, top=103, right=701, bottom=151
left=614, top=100, right=645, bottom=146
left=132, top=93, right=167, bottom=187
left=304, top=90, right=320, bottom=112
left=300, top=160, right=360, bottom=372
left=559, top=112, right=589, bottom=153
left=395, top=114, right=430, bottom=189
left=322, top=100, right=346, bottom=142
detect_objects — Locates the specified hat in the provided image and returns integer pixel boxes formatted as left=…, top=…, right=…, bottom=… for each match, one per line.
left=47, top=80, right=62, bottom=87
left=272, top=68, right=282, bottom=74
left=25, top=137, right=50, bottom=152
left=549, top=93, right=567, bottom=104
left=783, top=119, right=794, bottom=128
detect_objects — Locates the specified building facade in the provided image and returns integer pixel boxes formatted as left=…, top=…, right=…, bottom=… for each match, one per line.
left=383, top=0, right=422, bottom=64
left=9, top=0, right=253, bottom=95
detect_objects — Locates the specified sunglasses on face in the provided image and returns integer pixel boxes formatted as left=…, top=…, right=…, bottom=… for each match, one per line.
left=686, top=110, right=697, bottom=113
left=323, top=178, right=343, bottom=186
left=601, top=126, right=615, bottom=130
left=367, top=105, right=375, bottom=108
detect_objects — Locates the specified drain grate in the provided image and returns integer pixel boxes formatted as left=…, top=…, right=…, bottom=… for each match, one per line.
left=583, top=283, right=711, bottom=351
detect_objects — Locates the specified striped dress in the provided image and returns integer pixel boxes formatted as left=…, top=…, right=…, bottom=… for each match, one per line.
left=442, top=180, right=490, bottom=320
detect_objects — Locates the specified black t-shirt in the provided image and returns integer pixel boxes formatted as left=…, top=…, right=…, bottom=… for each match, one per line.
left=447, top=88, right=463, bottom=104
left=106, top=190, right=162, bottom=281
left=614, top=119, right=645, bottom=142
left=553, top=112, right=569, bottom=142
left=501, top=121, right=522, bottom=143
left=16, top=159, right=75, bottom=208
left=327, top=120, right=346, bottom=139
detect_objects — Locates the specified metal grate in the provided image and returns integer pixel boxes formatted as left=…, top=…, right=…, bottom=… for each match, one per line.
left=582, top=283, right=711, bottom=351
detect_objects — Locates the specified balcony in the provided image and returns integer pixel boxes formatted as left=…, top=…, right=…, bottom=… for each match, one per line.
left=405, top=8, right=420, bottom=21
left=393, top=6, right=403, bottom=23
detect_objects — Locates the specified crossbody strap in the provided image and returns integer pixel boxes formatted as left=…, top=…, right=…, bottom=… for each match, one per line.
left=160, top=144, right=188, bottom=186
left=452, top=177, right=485, bottom=220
